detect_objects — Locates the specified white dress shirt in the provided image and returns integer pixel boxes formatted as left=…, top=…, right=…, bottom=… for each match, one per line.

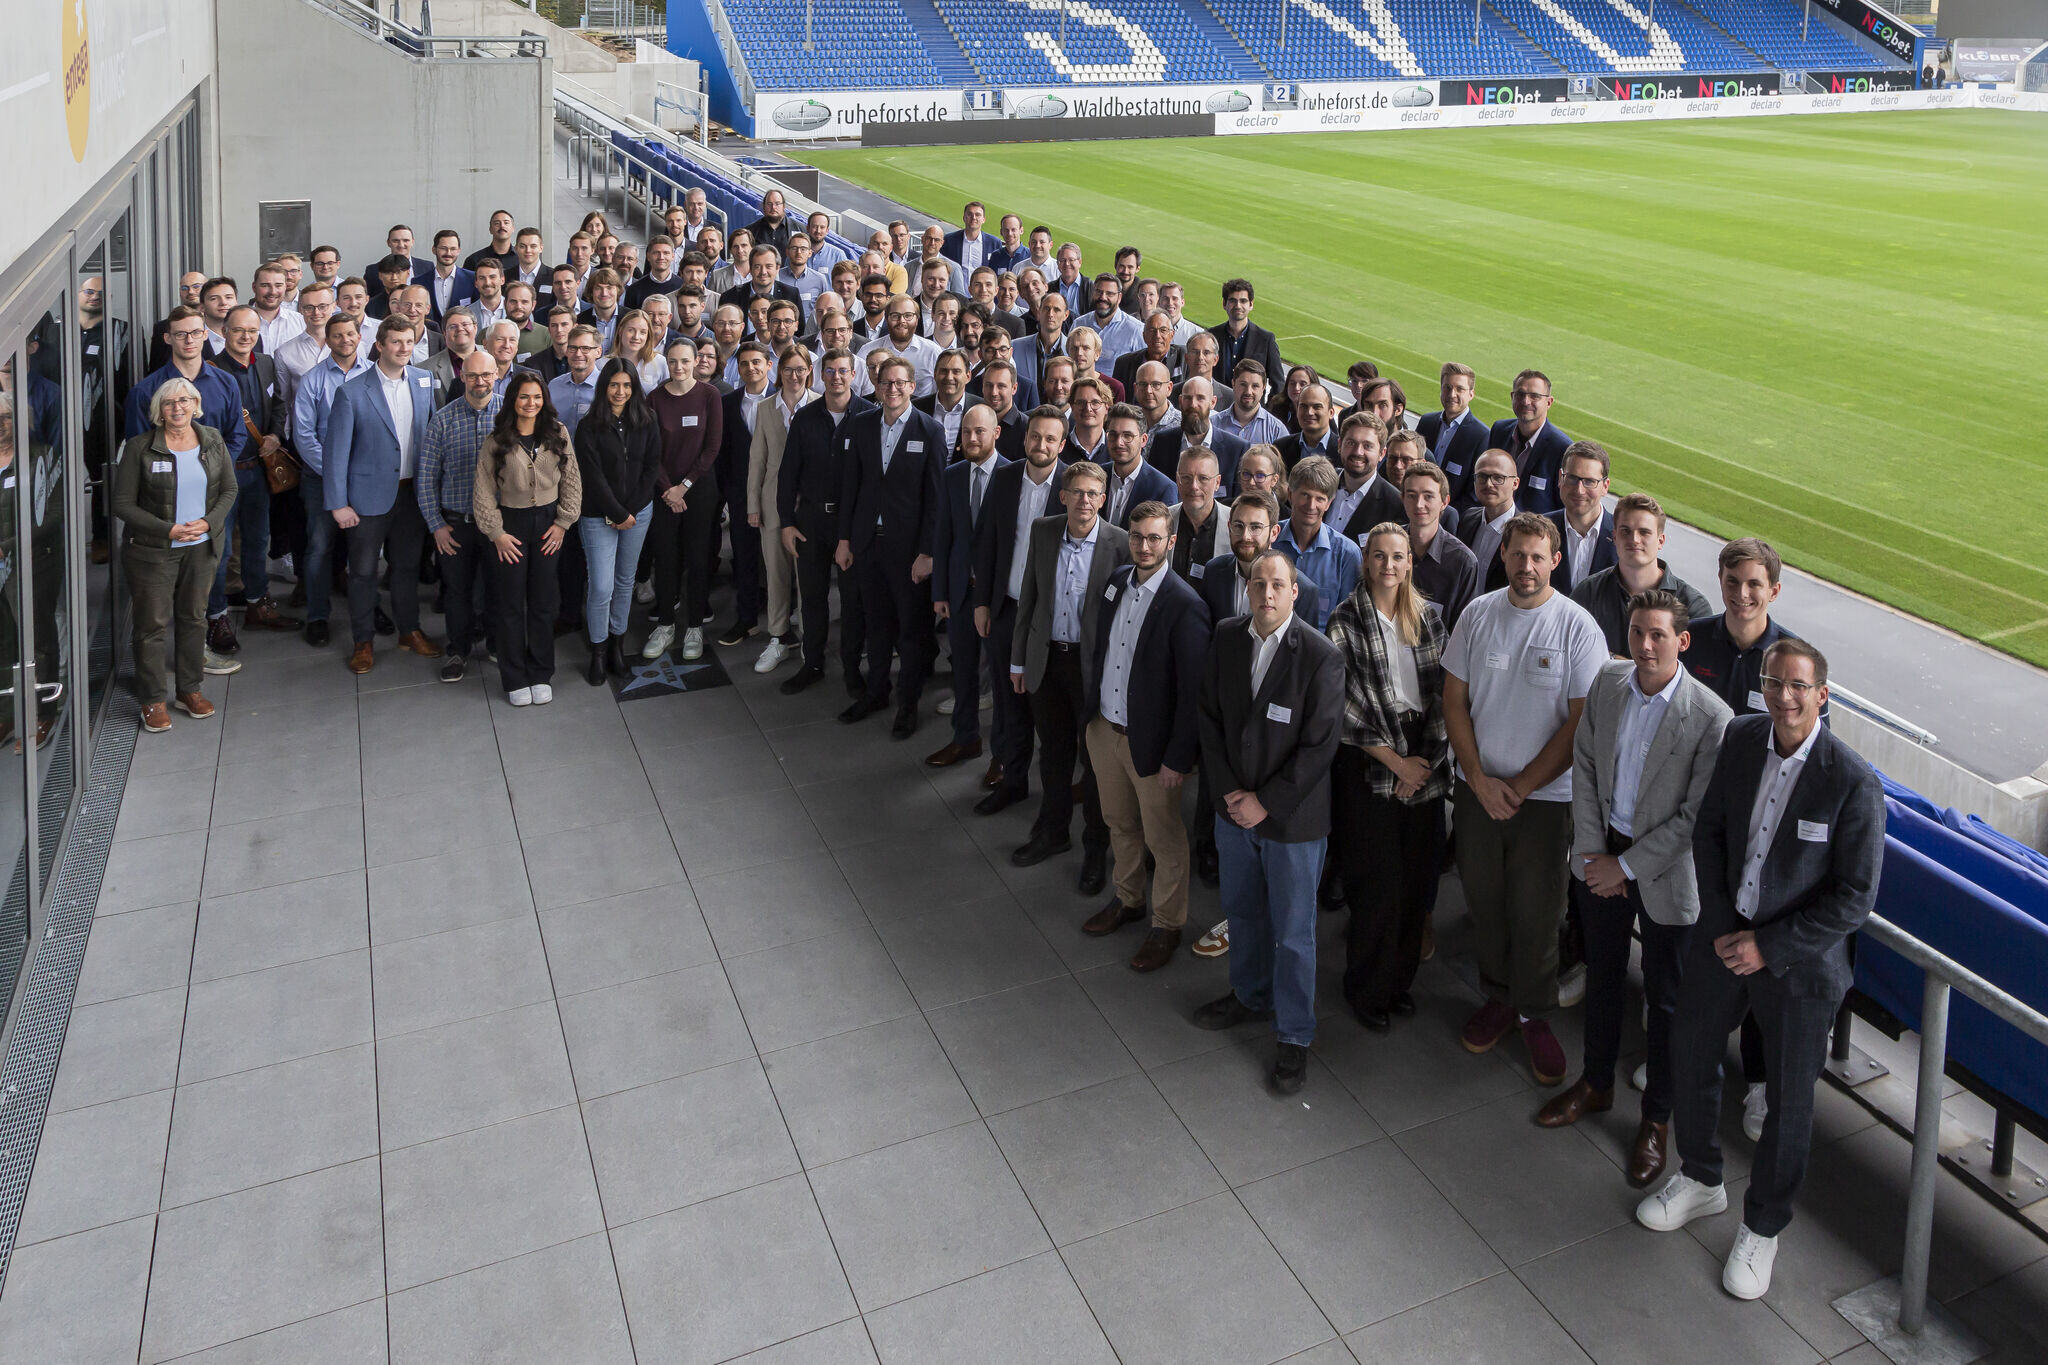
left=432, top=268, right=461, bottom=317
left=739, top=385, right=771, bottom=436
left=256, top=307, right=305, bottom=355
left=928, top=393, right=968, bottom=452
left=959, top=235, right=983, bottom=272
left=1106, top=462, right=1142, bottom=526
left=1051, top=520, right=1098, bottom=644
left=1326, top=479, right=1370, bottom=538
left=1376, top=609, right=1423, bottom=715
left=1098, top=567, right=1161, bottom=726
left=854, top=333, right=941, bottom=397
left=1564, top=514, right=1602, bottom=587
left=381, top=367, right=418, bottom=479
left=1249, top=615, right=1288, bottom=696
left=1608, top=666, right=1683, bottom=849
left=1008, top=468, right=1058, bottom=601
left=1737, top=722, right=1821, bottom=920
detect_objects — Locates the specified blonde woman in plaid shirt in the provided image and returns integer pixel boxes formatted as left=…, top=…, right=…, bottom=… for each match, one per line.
left=1325, top=522, right=1452, bottom=1034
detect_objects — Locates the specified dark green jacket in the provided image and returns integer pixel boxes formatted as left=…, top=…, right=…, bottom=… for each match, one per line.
left=112, top=424, right=237, bottom=550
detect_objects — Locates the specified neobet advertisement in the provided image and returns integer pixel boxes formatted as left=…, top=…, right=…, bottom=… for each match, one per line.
left=1803, top=0, right=1920, bottom=62
left=1598, top=73, right=1783, bottom=100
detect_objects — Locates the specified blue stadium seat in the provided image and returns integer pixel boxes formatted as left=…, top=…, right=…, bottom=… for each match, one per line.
left=1682, top=0, right=1899, bottom=71
left=936, top=0, right=1236, bottom=84
left=725, top=0, right=946, bottom=88
left=1486, top=0, right=1754, bottom=74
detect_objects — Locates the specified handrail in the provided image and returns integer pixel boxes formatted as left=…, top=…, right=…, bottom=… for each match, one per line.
left=304, top=0, right=550, bottom=59
left=1831, top=684, right=1939, bottom=749
left=699, top=0, right=758, bottom=106
left=654, top=77, right=713, bottom=146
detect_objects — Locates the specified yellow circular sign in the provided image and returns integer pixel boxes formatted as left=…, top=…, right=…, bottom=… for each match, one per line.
left=62, top=0, right=91, bottom=162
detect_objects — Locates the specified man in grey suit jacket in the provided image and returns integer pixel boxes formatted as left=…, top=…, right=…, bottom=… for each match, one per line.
left=1008, top=460, right=1132, bottom=894
left=1537, top=591, right=1732, bottom=1192
left=1636, top=637, right=1883, bottom=1303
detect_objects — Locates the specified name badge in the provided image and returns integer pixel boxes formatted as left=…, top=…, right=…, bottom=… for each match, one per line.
left=151, top=460, right=173, bottom=474
left=679, top=415, right=698, bottom=427
left=1358, top=534, right=1372, bottom=549
left=1104, top=585, right=1117, bottom=601
left=2, top=476, right=14, bottom=489
left=1530, top=475, right=1549, bottom=490
left=1445, top=462, right=1463, bottom=476
left=1485, top=650, right=1510, bottom=671
left=1189, top=562, right=1205, bottom=578
left=1797, top=820, right=1828, bottom=843
left=907, top=440, right=924, bottom=452
left=1748, top=689, right=1767, bottom=713
left=416, top=376, right=432, bottom=388
left=86, top=343, right=99, bottom=356
left=1266, top=703, right=1291, bottom=724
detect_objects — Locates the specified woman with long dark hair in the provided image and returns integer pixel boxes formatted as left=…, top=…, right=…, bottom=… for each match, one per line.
left=573, top=358, right=661, bottom=684
left=474, top=372, right=581, bottom=706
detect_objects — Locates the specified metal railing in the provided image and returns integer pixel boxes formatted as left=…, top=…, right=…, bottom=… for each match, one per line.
left=653, top=77, right=713, bottom=145
left=1832, top=684, right=1940, bottom=749
left=699, top=0, right=758, bottom=106
left=311, top=0, right=550, bottom=59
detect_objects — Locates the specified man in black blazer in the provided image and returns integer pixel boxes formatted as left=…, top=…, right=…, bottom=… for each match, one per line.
left=927, top=407, right=1009, bottom=768
left=1147, top=377, right=1247, bottom=488
left=717, top=343, right=775, bottom=647
left=1452, top=449, right=1521, bottom=595
left=1326, top=411, right=1406, bottom=548
left=1417, top=362, right=1490, bottom=508
left=1082, top=501, right=1211, bottom=972
left=718, top=245, right=802, bottom=316
left=1166, top=447, right=1228, bottom=582
left=1487, top=368, right=1571, bottom=514
left=1191, top=550, right=1345, bottom=1095
left=1273, top=382, right=1339, bottom=472
left=836, top=355, right=948, bottom=738
left=1544, top=440, right=1616, bottom=594
left=778, top=346, right=874, bottom=695
left=1102, top=405, right=1177, bottom=529
left=1111, top=311, right=1182, bottom=393
left=1639, top=639, right=1883, bottom=1303
left=1207, top=278, right=1285, bottom=395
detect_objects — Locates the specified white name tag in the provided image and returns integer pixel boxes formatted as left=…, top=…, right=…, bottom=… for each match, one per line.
left=1797, top=820, right=1828, bottom=842
left=1266, top=703, right=1291, bottom=724
left=416, top=377, right=432, bottom=388
left=151, top=460, right=173, bottom=474
left=1445, top=463, right=1463, bottom=476
left=1104, top=585, right=1117, bottom=601
left=907, top=440, right=924, bottom=452
left=1358, top=534, right=1372, bottom=549
left=1189, top=562, right=1205, bottom=578
left=679, top=415, right=698, bottom=428
left=1530, top=475, right=1549, bottom=490
left=1485, top=650, right=1511, bottom=671
left=85, top=343, right=99, bottom=356
left=1748, top=689, right=1767, bottom=713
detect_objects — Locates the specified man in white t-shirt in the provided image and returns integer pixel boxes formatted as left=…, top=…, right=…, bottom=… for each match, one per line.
left=1442, top=512, right=1606, bottom=1087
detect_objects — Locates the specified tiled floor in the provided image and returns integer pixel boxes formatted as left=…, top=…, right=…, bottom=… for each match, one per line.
left=2, top=590, right=2045, bottom=1364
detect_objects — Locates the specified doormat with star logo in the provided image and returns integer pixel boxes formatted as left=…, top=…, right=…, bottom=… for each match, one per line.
left=610, top=648, right=735, bottom=701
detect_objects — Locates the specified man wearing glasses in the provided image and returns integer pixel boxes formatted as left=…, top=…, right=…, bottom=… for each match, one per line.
left=1452, top=449, right=1521, bottom=595
left=1544, top=441, right=1616, bottom=594
left=1487, top=368, right=1570, bottom=514
left=855, top=295, right=941, bottom=399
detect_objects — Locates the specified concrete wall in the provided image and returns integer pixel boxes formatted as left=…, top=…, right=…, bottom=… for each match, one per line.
left=213, top=0, right=552, bottom=276
left=1837, top=711, right=2048, bottom=851
left=1940, top=0, right=2048, bottom=34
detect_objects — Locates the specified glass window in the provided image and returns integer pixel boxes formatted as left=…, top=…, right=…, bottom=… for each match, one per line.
left=83, top=224, right=132, bottom=720
left=24, top=288, right=75, bottom=890
left=0, top=349, right=34, bottom=1009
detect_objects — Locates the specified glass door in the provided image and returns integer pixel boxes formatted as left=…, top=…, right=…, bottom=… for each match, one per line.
left=81, top=209, right=135, bottom=729
left=0, top=342, right=34, bottom=1009
left=22, top=279, right=77, bottom=892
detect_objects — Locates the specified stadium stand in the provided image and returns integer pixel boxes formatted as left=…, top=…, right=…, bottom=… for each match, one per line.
left=934, top=0, right=1240, bottom=85
left=1488, top=0, right=1759, bottom=74
left=1205, top=0, right=1558, bottom=80
left=722, top=0, right=946, bottom=87
left=1681, top=0, right=1900, bottom=71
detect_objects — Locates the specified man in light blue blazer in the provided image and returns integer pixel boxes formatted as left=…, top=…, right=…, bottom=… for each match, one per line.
left=325, top=315, right=441, bottom=670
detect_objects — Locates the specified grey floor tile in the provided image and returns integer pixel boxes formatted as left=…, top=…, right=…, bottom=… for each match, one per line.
left=539, top=884, right=715, bottom=996
left=1063, top=1192, right=1332, bottom=1365
left=15, top=1090, right=173, bottom=1246
left=1310, top=963, right=1532, bottom=1136
left=141, top=1159, right=385, bottom=1362
left=1150, top=1040, right=1381, bottom=1187
left=874, top=894, right=1066, bottom=1010
left=799, top=770, right=955, bottom=849
left=667, top=786, right=826, bottom=879
left=363, top=730, right=507, bottom=799
left=989, top=1073, right=1225, bottom=1246
left=128, top=716, right=223, bottom=779
left=372, top=915, right=553, bottom=1037
left=1240, top=1141, right=1504, bottom=1333
left=111, top=769, right=214, bottom=842
left=201, top=801, right=365, bottom=898
left=727, top=1319, right=877, bottom=1364
left=161, top=1300, right=387, bottom=1364
left=99, top=831, right=206, bottom=913
left=495, top=706, right=636, bottom=776
left=929, top=976, right=1140, bottom=1117
left=387, top=1233, right=633, bottom=1365
left=0, top=1215, right=156, bottom=1365
left=381, top=1106, right=605, bottom=1291
left=1948, top=1257, right=2048, bottom=1364
left=694, top=850, right=865, bottom=959
left=163, top=1045, right=379, bottom=1207
left=1342, top=1273, right=1589, bottom=1365
left=1277, top=1343, right=1357, bottom=1364
left=210, top=752, right=362, bottom=826
left=556, top=962, right=754, bottom=1100
left=724, top=925, right=918, bottom=1054
left=218, top=693, right=361, bottom=764
left=1075, top=952, right=1253, bottom=1068
left=179, top=950, right=372, bottom=1085
left=363, top=778, right=517, bottom=867
left=367, top=841, right=535, bottom=944
left=835, top=830, right=1008, bottom=922
left=49, top=985, right=187, bottom=1112
left=1517, top=1223, right=1820, bottom=1365
left=1396, top=1092, right=1635, bottom=1267
left=763, top=1013, right=980, bottom=1168
left=646, top=731, right=791, bottom=809
left=377, top=1001, right=576, bottom=1150
left=610, top=1174, right=857, bottom=1365
left=811, top=1121, right=1051, bottom=1312
left=622, top=686, right=761, bottom=749
left=765, top=718, right=923, bottom=786
left=866, top=1251, right=1119, bottom=1365
left=584, top=1058, right=801, bottom=1225
left=73, top=901, right=196, bottom=1005
left=192, top=871, right=367, bottom=981
left=523, top=812, right=684, bottom=910
left=509, top=759, right=657, bottom=838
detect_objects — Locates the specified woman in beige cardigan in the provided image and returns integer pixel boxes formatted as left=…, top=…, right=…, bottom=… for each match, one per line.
left=744, top=344, right=815, bottom=674
left=474, top=371, right=581, bottom=705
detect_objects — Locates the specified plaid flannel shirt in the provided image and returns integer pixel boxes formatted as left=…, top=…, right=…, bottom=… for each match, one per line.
left=1325, top=586, right=1452, bottom=805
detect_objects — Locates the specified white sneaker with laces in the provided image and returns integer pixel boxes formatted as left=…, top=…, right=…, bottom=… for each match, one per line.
left=642, top=623, right=675, bottom=659
left=1743, top=1083, right=1769, bottom=1143
left=530, top=684, right=553, bottom=705
left=754, top=637, right=788, bottom=673
left=508, top=687, right=534, bottom=707
left=937, top=694, right=957, bottom=716
left=1557, top=962, right=1587, bottom=1008
left=1191, top=920, right=1231, bottom=958
left=1636, top=1173, right=1727, bottom=1232
left=202, top=648, right=243, bottom=676
left=1722, top=1224, right=1778, bottom=1299
left=1630, top=1061, right=1648, bottom=1092
left=681, top=627, right=704, bottom=661
left=635, top=578, right=654, bottom=604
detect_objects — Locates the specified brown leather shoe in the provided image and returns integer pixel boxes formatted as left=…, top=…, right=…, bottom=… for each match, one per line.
left=1128, top=927, right=1181, bottom=973
left=173, top=692, right=216, bottom=720
left=982, top=758, right=1004, bottom=789
left=1081, top=898, right=1146, bottom=937
left=1534, top=1077, right=1614, bottom=1128
left=244, top=598, right=302, bottom=630
left=397, top=630, right=442, bottom=658
left=348, top=642, right=375, bottom=674
left=1628, top=1117, right=1670, bottom=1188
left=924, top=737, right=984, bottom=768
left=140, top=702, right=173, bottom=733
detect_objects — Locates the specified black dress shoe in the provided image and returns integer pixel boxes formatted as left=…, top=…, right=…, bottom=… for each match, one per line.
left=781, top=665, right=824, bottom=696
left=304, top=619, right=330, bottom=648
left=1319, top=882, right=1347, bottom=913
left=844, top=672, right=867, bottom=700
left=1195, top=839, right=1219, bottom=887
left=1077, top=847, right=1108, bottom=896
left=1193, top=992, right=1274, bottom=1031
left=974, top=787, right=1026, bottom=816
left=1353, top=1005, right=1392, bottom=1034
left=1390, top=992, right=1417, bottom=1017
left=839, top=693, right=887, bottom=724
left=1270, top=1043, right=1309, bottom=1095
left=717, top=620, right=757, bottom=647
left=1009, top=832, right=1073, bottom=867
left=890, top=705, right=918, bottom=740
left=375, top=606, right=396, bottom=636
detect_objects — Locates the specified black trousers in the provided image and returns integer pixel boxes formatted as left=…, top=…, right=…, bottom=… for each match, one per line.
left=1333, top=738, right=1445, bottom=1014
left=1671, top=914, right=1842, bottom=1238
left=1577, top=828, right=1691, bottom=1122
left=856, top=536, right=930, bottom=704
left=437, top=514, right=494, bottom=656
left=490, top=503, right=561, bottom=692
left=724, top=475, right=763, bottom=628
left=792, top=501, right=862, bottom=676
left=1030, top=644, right=1106, bottom=850
left=347, top=483, right=427, bottom=644
left=986, top=596, right=1033, bottom=798
left=650, top=474, right=722, bottom=628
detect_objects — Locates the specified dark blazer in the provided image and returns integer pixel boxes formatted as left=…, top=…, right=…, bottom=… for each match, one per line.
left=1107, top=460, right=1177, bottom=528
left=519, top=348, right=570, bottom=385
left=1417, top=409, right=1490, bottom=506
left=1546, top=507, right=1616, bottom=594
left=1199, top=555, right=1318, bottom=637
left=572, top=410, right=662, bottom=522
left=1206, top=320, right=1285, bottom=394
left=777, top=396, right=874, bottom=524
left=1011, top=515, right=1130, bottom=695
left=1273, top=430, right=1339, bottom=473
left=363, top=255, right=434, bottom=297
left=1453, top=506, right=1513, bottom=594
left=970, top=460, right=1066, bottom=611
left=1112, top=346, right=1182, bottom=393
left=837, top=407, right=947, bottom=558
left=942, top=229, right=1002, bottom=266
left=1332, top=475, right=1406, bottom=545
left=1692, top=715, right=1885, bottom=994
left=420, top=267, right=478, bottom=325
left=1487, top=417, right=1572, bottom=514
left=932, top=454, right=1010, bottom=612
left=1197, top=611, right=1345, bottom=843
left=981, top=310, right=1028, bottom=340
left=989, top=404, right=1029, bottom=461
left=209, top=352, right=288, bottom=446
left=911, top=392, right=972, bottom=459
left=1091, top=566, right=1210, bottom=776
left=968, top=371, right=1039, bottom=413
left=719, top=281, right=802, bottom=313
left=1146, top=424, right=1247, bottom=487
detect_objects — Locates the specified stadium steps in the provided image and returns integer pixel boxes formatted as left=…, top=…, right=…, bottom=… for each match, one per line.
left=1481, top=2, right=1568, bottom=73
left=896, top=0, right=983, bottom=84
left=1186, top=0, right=1276, bottom=81
left=1671, top=0, right=1772, bottom=71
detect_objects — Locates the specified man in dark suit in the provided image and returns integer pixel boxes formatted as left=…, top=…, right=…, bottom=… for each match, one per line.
left=1326, top=411, right=1405, bottom=547
left=1639, top=639, right=1883, bottom=1304
left=1007, top=459, right=1131, bottom=893
left=361, top=225, right=433, bottom=299
left=778, top=346, right=873, bottom=696
left=1273, top=382, right=1338, bottom=472
left=717, top=343, right=776, bottom=648
left=941, top=202, right=1003, bottom=272
left=1147, top=377, right=1247, bottom=488
left=1417, top=362, right=1489, bottom=508
left=1546, top=439, right=1617, bottom=595
left=836, top=355, right=947, bottom=738
left=1487, top=368, right=1571, bottom=514
left=420, top=230, right=478, bottom=327
left=1111, top=311, right=1182, bottom=393
left=1191, top=549, right=1345, bottom=1095
left=1195, top=489, right=1320, bottom=642
left=970, top=406, right=1070, bottom=811
left=1400, top=461, right=1479, bottom=634
left=1166, top=447, right=1228, bottom=582
left=1082, top=501, right=1211, bottom=972
left=207, top=306, right=298, bottom=635
left=1452, top=449, right=1521, bottom=595
left=1102, top=404, right=1176, bottom=529
left=927, top=406, right=1009, bottom=768
left=1206, top=278, right=1286, bottom=399
left=719, top=245, right=802, bottom=316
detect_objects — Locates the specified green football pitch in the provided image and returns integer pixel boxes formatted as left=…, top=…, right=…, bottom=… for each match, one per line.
left=809, top=110, right=2048, bottom=667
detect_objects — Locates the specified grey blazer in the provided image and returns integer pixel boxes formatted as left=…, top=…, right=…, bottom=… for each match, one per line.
left=1570, top=659, right=1732, bottom=925
left=1010, top=514, right=1130, bottom=696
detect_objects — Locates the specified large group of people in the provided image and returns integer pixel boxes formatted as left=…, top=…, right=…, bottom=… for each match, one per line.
left=106, top=189, right=1885, bottom=1306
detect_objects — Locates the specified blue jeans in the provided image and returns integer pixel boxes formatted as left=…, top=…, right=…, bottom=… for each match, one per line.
left=579, top=504, right=653, bottom=640
left=1216, top=816, right=1325, bottom=1047
left=299, top=469, right=336, bottom=624
left=208, top=463, right=270, bottom=615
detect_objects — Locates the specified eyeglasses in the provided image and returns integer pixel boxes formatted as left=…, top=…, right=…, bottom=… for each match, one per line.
left=1560, top=473, right=1607, bottom=489
left=1474, top=471, right=1516, bottom=485
left=1760, top=676, right=1819, bottom=696
left=1511, top=389, right=1550, bottom=402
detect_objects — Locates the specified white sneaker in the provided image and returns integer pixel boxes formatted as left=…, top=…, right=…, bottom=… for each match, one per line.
left=530, top=684, right=553, bottom=705
left=1557, top=962, right=1587, bottom=1008
left=202, top=648, right=243, bottom=676
left=1191, top=920, right=1230, bottom=958
left=681, top=627, right=704, bottom=661
left=1636, top=1173, right=1728, bottom=1232
left=1722, top=1224, right=1778, bottom=1299
left=979, top=686, right=993, bottom=710
left=634, top=578, right=654, bottom=605
left=508, top=687, right=534, bottom=707
left=937, top=694, right=957, bottom=716
left=753, top=637, right=789, bottom=673
left=642, top=623, right=675, bottom=660
left=1743, top=1083, right=1768, bottom=1143
left=1630, top=1061, right=1648, bottom=1092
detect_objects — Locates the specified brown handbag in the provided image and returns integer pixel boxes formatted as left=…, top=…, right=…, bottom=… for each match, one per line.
left=244, top=412, right=300, bottom=494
